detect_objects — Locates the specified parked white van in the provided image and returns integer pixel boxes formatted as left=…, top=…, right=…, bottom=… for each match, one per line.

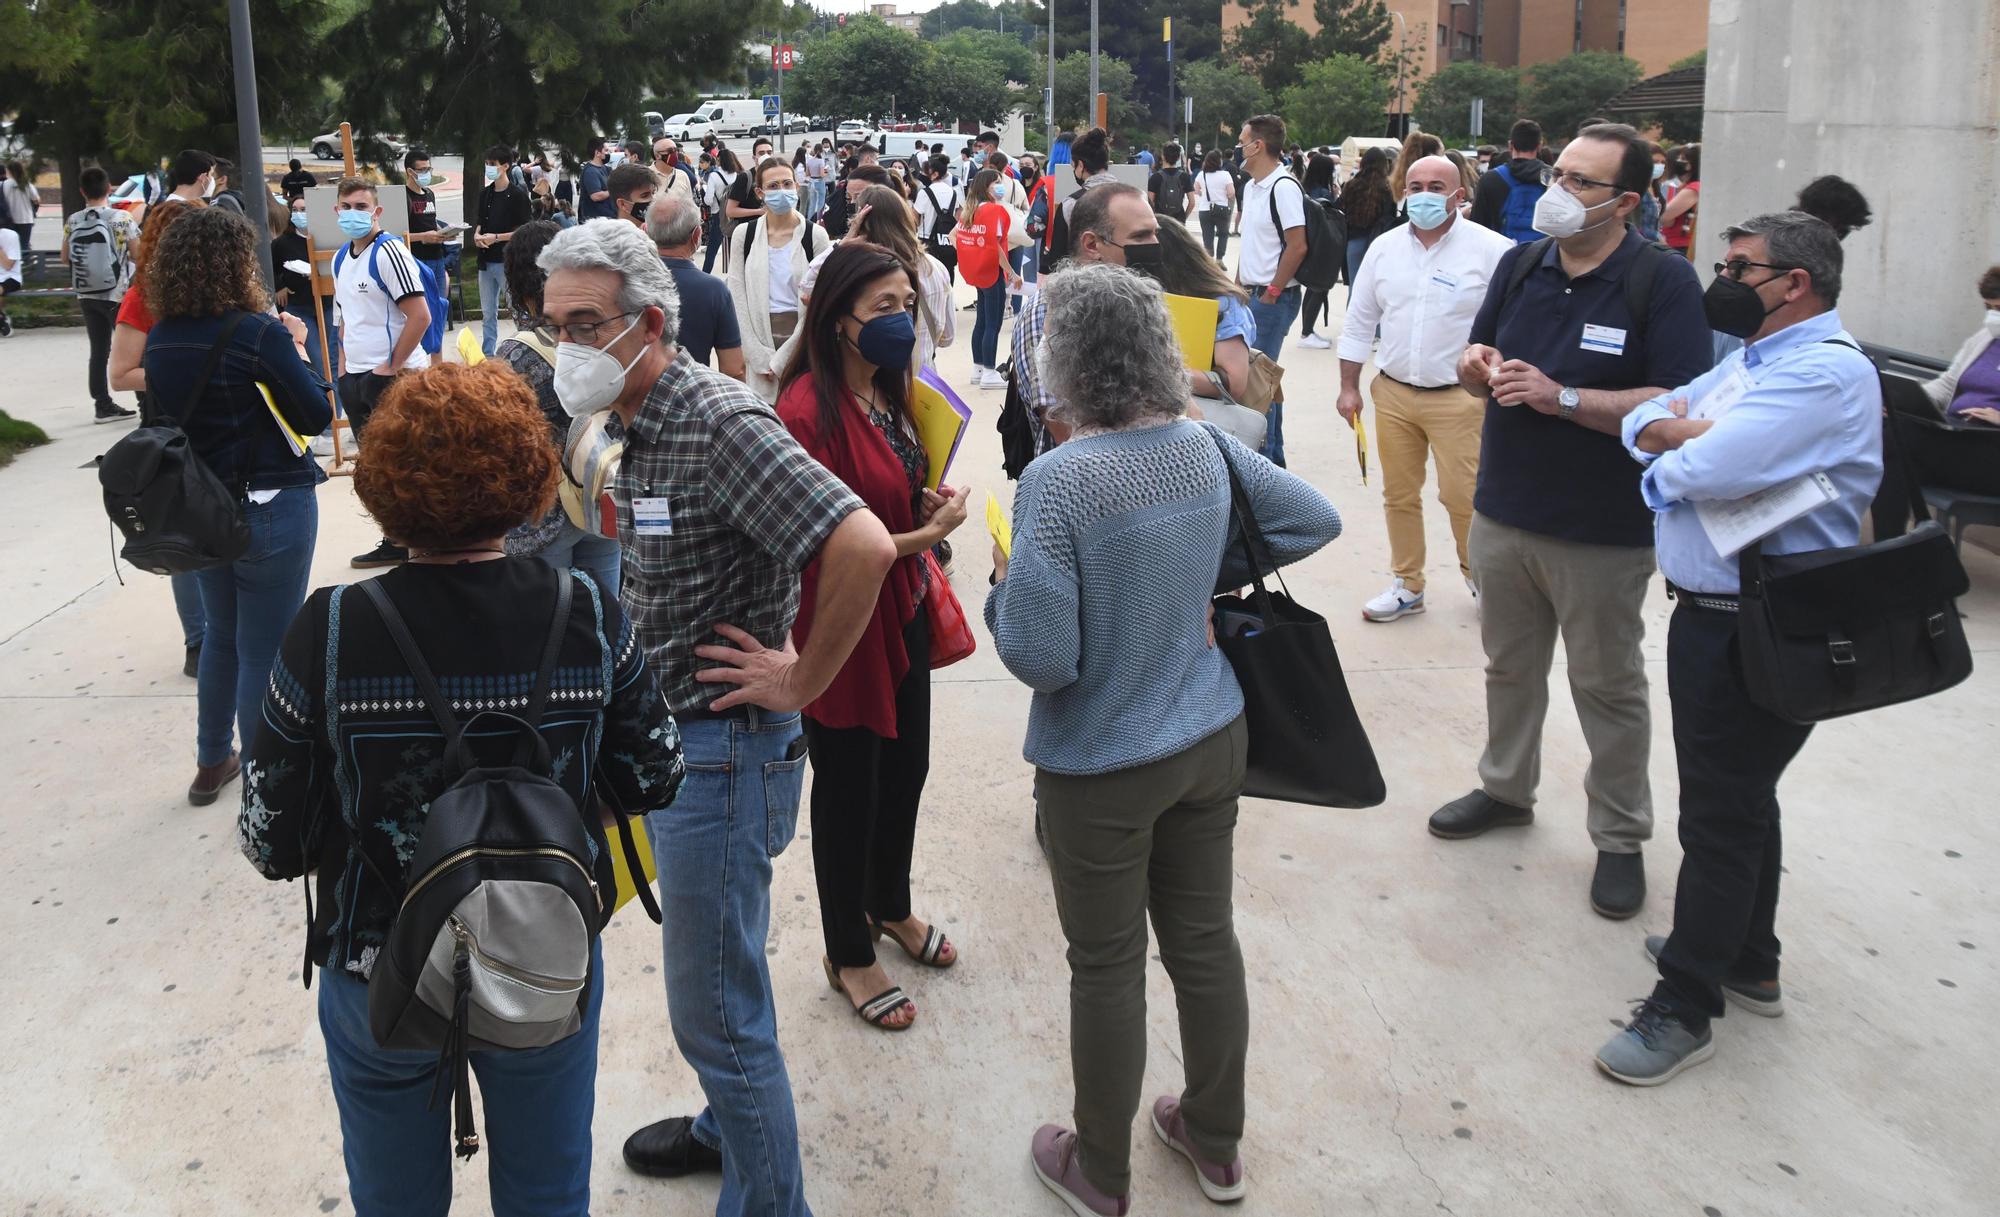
left=692, top=98, right=767, bottom=137
left=878, top=131, right=948, bottom=162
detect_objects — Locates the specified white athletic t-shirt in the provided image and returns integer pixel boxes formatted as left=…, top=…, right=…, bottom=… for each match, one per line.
left=1238, top=167, right=1307, bottom=288
left=0, top=227, right=22, bottom=285
left=333, top=232, right=428, bottom=372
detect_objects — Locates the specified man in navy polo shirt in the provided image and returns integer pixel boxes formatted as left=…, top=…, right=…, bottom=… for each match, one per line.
left=1428, top=123, right=1712, bottom=920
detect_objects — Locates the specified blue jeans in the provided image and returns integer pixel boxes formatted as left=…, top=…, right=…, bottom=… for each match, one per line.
left=477, top=260, right=508, bottom=356
left=172, top=572, right=205, bottom=649
left=648, top=709, right=813, bottom=1217
left=1245, top=286, right=1302, bottom=467
left=193, top=486, right=317, bottom=765
left=318, top=941, right=604, bottom=1217
left=535, top=522, right=622, bottom=602
left=972, top=279, right=1007, bottom=368
left=1345, top=236, right=1375, bottom=290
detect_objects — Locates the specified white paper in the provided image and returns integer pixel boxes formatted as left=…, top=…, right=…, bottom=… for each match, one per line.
left=1695, top=472, right=1838, bottom=558
left=282, top=259, right=313, bottom=276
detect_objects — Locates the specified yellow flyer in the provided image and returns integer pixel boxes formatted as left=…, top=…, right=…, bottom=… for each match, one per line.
left=986, top=491, right=1011, bottom=560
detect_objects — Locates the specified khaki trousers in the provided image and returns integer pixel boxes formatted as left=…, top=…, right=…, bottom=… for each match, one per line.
left=1371, top=373, right=1484, bottom=593
left=1469, top=513, right=1655, bottom=852
left=1036, top=715, right=1250, bottom=1196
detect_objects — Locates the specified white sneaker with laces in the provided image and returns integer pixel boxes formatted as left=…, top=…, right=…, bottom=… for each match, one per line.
left=1362, top=578, right=1426, bottom=622
left=1298, top=332, right=1332, bottom=349
left=980, top=367, right=1007, bottom=390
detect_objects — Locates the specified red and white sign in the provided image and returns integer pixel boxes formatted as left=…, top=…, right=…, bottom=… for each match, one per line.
left=773, top=44, right=799, bottom=70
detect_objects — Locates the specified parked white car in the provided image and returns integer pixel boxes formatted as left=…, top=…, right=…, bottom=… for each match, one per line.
left=661, top=113, right=718, bottom=143
left=312, top=130, right=405, bottom=161
left=836, top=120, right=872, bottom=144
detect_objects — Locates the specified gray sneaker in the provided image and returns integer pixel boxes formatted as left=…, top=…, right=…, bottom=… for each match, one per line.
left=1595, top=999, right=1715, bottom=1086
left=1643, top=935, right=1784, bottom=1017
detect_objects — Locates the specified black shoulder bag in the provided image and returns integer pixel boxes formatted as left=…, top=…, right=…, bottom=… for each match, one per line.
left=1208, top=432, right=1385, bottom=808
left=1736, top=357, right=1973, bottom=723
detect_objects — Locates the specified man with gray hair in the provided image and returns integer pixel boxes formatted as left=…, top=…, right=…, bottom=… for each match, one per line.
left=646, top=191, right=745, bottom=379
left=536, top=218, right=896, bottom=1209
left=1594, top=211, right=1881, bottom=1086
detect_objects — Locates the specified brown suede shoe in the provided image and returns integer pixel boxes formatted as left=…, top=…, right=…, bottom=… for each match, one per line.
left=188, top=752, right=241, bottom=806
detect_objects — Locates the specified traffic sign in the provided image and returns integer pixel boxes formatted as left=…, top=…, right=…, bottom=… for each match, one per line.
left=763, top=94, right=781, bottom=117
left=772, top=43, right=798, bottom=70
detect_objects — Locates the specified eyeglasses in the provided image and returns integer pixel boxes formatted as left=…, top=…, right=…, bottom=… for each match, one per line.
left=531, top=310, right=639, bottom=345
left=1538, top=166, right=1619, bottom=194
left=1713, top=259, right=1796, bottom=281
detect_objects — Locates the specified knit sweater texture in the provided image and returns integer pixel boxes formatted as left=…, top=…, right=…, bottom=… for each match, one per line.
left=984, top=420, right=1341, bottom=775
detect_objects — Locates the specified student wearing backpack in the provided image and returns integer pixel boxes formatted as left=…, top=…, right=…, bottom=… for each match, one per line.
left=1147, top=142, right=1197, bottom=224
left=332, top=176, right=433, bottom=570
left=1233, top=114, right=1309, bottom=467
left=1469, top=119, right=1548, bottom=244
left=913, top=154, right=962, bottom=284
left=139, top=206, right=331, bottom=806
left=63, top=166, right=141, bottom=422
left=238, top=360, right=685, bottom=1217
left=1432, top=122, right=1711, bottom=921
left=1194, top=149, right=1237, bottom=260
left=728, top=156, right=828, bottom=404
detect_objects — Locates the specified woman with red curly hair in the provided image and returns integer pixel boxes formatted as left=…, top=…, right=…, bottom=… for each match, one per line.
left=239, top=361, right=684, bottom=1217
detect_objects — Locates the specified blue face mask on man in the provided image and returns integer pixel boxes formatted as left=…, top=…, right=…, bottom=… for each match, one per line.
left=1404, top=190, right=1452, bottom=231
left=484, top=165, right=500, bottom=184
left=335, top=209, right=375, bottom=240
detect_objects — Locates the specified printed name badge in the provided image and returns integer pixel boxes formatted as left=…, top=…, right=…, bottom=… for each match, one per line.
left=1580, top=323, right=1627, bottom=355
left=1430, top=271, right=1460, bottom=291
left=632, top=497, right=673, bottom=536
left=1694, top=365, right=1753, bottom=420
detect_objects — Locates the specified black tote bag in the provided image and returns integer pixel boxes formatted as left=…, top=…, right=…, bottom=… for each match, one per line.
left=1736, top=376, right=1972, bottom=724
left=1208, top=434, right=1385, bottom=808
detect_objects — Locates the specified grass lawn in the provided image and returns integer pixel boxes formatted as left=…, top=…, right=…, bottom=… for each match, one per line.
left=0, top=409, right=51, bottom=470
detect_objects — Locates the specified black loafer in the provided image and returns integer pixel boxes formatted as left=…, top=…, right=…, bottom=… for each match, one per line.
left=1427, top=790, right=1534, bottom=840
left=1591, top=850, right=1646, bottom=920
left=623, top=1115, right=723, bottom=1178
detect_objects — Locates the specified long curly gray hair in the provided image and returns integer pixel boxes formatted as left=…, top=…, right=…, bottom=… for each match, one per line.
left=1040, top=263, right=1190, bottom=431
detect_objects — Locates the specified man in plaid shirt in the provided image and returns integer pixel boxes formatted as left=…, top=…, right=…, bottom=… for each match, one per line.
left=539, top=220, right=896, bottom=1216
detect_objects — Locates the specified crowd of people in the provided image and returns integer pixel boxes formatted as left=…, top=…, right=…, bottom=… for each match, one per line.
left=40, top=97, right=1988, bottom=1217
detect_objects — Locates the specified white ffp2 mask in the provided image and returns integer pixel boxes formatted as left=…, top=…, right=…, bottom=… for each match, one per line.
left=553, top=318, right=646, bottom=418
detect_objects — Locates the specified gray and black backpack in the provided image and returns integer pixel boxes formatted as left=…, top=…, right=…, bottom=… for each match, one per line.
left=354, top=573, right=653, bottom=1159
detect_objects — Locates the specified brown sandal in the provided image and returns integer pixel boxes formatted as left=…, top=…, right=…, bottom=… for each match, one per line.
left=869, top=915, right=957, bottom=968
left=822, top=957, right=915, bottom=1031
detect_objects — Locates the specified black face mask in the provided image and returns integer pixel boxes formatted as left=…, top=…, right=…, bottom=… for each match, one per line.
left=628, top=199, right=651, bottom=225
left=1117, top=240, right=1164, bottom=279
left=1703, top=272, right=1786, bottom=338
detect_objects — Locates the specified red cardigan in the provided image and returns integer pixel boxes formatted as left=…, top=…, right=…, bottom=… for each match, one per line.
left=777, top=375, right=927, bottom=738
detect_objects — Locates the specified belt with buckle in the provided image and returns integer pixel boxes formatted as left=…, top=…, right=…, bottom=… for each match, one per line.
left=1665, top=581, right=1740, bottom=613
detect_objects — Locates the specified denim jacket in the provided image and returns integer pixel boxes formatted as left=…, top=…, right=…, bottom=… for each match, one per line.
left=143, top=309, right=334, bottom=493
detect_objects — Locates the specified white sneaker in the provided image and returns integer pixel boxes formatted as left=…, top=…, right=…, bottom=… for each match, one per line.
left=1299, top=332, right=1332, bottom=350
left=1362, top=578, right=1426, bottom=622
left=980, top=367, right=1007, bottom=390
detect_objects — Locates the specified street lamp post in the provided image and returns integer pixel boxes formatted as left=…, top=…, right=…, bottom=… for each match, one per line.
left=1390, top=10, right=1410, bottom=139
left=1089, top=0, right=1099, bottom=123
left=227, top=0, right=272, bottom=287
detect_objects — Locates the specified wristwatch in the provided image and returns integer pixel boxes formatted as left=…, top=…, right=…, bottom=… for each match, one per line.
left=1557, top=385, right=1581, bottom=420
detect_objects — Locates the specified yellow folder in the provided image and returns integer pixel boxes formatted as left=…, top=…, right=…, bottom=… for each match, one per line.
left=456, top=326, right=485, bottom=366
left=255, top=383, right=310, bottom=457
left=913, top=366, right=972, bottom=490
left=606, top=814, right=656, bottom=913
left=1164, top=292, right=1218, bottom=371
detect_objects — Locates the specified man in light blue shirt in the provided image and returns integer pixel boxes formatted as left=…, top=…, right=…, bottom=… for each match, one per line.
left=1596, top=211, right=1882, bottom=1087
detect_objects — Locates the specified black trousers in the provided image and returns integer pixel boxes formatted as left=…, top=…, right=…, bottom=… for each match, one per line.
left=1872, top=411, right=2000, bottom=537
left=1652, top=605, right=1813, bottom=1026
left=1198, top=208, right=1230, bottom=261
left=337, top=369, right=394, bottom=436
left=931, top=243, right=957, bottom=286
left=803, top=603, right=933, bottom=969
left=82, top=297, right=120, bottom=410
left=1299, top=287, right=1331, bottom=337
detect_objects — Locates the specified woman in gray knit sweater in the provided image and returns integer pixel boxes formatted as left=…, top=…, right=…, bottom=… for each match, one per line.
left=987, top=263, right=1341, bottom=1215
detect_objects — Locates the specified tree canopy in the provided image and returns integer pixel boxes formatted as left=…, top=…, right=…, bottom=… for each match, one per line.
left=1279, top=53, right=1389, bottom=147
left=1052, top=51, right=1142, bottom=133
left=1226, top=0, right=1313, bottom=96
left=1177, top=60, right=1271, bottom=151
left=1414, top=61, right=1521, bottom=146
left=1520, top=51, right=1645, bottom=145
left=1309, top=0, right=1394, bottom=62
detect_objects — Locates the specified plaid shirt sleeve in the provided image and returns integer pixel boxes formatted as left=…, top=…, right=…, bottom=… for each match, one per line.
left=708, top=405, right=864, bottom=572
left=1011, top=294, right=1053, bottom=456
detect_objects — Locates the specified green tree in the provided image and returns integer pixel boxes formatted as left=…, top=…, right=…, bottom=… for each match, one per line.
left=1646, top=48, right=1706, bottom=143
left=1051, top=51, right=1141, bottom=133
left=323, top=0, right=778, bottom=173
left=1413, top=61, right=1520, bottom=145
left=925, top=49, right=1012, bottom=128
left=1278, top=52, right=1389, bottom=146
left=1309, top=0, right=1393, bottom=61
left=786, top=17, right=933, bottom=124
left=1226, top=0, right=1312, bottom=96
left=938, top=28, right=1036, bottom=85
left=1177, top=60, right=1270, bottom=152
left=1521, top=50, right=1644, bottom=144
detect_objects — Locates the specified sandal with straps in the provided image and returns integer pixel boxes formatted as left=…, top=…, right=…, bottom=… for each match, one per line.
left=869, top=915, right=957, bottom=968
left=822, top=957, right=915, bottom=1031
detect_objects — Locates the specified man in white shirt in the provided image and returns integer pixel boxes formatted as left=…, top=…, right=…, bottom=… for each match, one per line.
left=332, top=176, right=431, bottom=568
left=1338, top=154, right=1512, bottom=622
left=1235, top=113, right=1308, bottom=466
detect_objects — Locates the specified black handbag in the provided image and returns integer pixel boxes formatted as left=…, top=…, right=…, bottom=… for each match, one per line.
left=1208, top=434, right=1385, bottom=808
left=1735, top=375, right=1973, bottom=724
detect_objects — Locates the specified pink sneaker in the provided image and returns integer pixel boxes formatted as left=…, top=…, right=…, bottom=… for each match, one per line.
left=1151, top=1096, right=1247, bottom=1203
left=1030, top=1124, right=1130, bottom=1216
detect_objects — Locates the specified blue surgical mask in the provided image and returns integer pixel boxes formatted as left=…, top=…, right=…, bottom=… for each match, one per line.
left=847, top=311, right=917, bottom=371
left=764, top=187, right=797, bottom=215
left=417, top=170, right=434, bottom=187
left=990, top=182, right=1007, bottom=201
left=484, top=165, right=500, bottom=184
left=1651, top=162, right=1666, bottom=180
left=1405, top=191, right=1450, bottom=231
left=335, top=209, right=375, bottom=240
left=290, top=210, right=309, bottom=232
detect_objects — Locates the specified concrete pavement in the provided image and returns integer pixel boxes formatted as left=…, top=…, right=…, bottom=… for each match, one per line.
left=2, top=274, right=1997, bottom=1216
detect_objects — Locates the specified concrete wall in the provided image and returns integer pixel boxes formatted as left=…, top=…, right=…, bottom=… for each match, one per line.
left=1702, top=0, right=2000, bottom=357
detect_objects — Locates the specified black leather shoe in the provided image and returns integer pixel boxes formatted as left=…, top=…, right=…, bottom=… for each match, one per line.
left=623, top=1116, right=723, bottom=1178
left=1427, top=790, right=1534, bottom=840
left=1591, top=850, right=1646, bottom=920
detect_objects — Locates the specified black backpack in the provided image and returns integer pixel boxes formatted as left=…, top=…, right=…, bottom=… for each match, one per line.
left=1152, top=168, right=1194, bottom=218
left=737, top=212, right=817, bottom=262
left=356, top=572, right=658, bottom=1160
left=1266, top=176, right=1345, bottom=292
left=98, top=311, right=251, bottom=575
left=919, top=181, right=957, bottom=249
